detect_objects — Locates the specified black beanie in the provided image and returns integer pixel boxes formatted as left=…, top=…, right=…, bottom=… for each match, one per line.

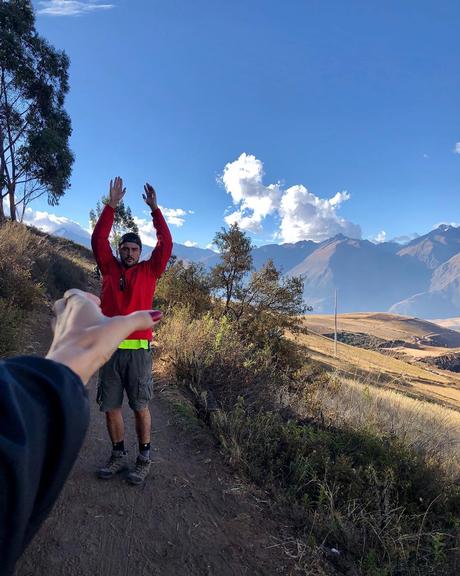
left=119, top=232, right=142, bottom=249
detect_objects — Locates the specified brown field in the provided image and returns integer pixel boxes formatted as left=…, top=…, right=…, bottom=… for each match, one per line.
left=303, top=311, right=460, bottom=361
left=293, top=313, right=460, bottom=412
left=304, top=312, right=460, bottom=347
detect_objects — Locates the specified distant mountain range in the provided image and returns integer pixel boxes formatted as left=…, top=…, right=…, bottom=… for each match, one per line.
left=51, top=223, right=460, bottom=319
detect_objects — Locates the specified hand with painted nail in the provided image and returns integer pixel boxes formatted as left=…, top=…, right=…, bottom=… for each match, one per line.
left=46, top=289, right=162, bottom=385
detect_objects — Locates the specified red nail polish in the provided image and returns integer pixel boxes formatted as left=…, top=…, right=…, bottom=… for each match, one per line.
left=149, top=310, right=163, bottom=321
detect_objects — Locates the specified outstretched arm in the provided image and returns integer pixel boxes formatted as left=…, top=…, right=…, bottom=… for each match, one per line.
left=143, top=183, right=173, bottom=277
left=46, top=289, right=162, bottom=384
left=0, top=290, right=162, bottom=574
left=91, top=177, right=126, bottom=271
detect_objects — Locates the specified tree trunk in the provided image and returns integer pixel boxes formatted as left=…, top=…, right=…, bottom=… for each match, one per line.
left=0, top=195, right=5, bottom=222
left=8, top=183, right=16, bottom=221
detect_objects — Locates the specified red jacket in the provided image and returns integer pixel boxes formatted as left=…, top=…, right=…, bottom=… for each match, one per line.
left=91, top=205, right=173, bottom=341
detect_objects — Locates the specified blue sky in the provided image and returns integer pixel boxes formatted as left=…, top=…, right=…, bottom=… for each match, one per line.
left=27, top=0, right=460, bottom=248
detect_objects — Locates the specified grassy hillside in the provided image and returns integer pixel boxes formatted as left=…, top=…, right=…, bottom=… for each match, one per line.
left=293, top=328, right=460, bottom=412
left=158, top=306, right=460, bottom=575
left=304, top=312, right=460, bottom=347
left=0, top=221, right=97, bottom=357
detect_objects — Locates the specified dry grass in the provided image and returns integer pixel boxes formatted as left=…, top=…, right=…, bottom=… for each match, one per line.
left=158, top=307, right=460, bottom=575
left=288, top=372, right=460, bottom=482
left=0, top=221, right=96, bottom=357
left=291, top=329, right=460, bottom=411
left=303, top=312, right=460, bottom=346
left=286, top=324, right=460, bottom=481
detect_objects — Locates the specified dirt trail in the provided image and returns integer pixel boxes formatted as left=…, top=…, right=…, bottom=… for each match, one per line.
left=16, top=379, right=295, bottom=576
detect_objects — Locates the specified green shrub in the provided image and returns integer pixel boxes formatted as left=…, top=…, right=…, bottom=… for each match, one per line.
left=155, top=258, right=212, bottom=316
left=214, top=398, right=460, bottom=575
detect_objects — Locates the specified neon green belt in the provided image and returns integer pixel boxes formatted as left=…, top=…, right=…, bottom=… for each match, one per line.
left=118, top=339, right=150, bottom=350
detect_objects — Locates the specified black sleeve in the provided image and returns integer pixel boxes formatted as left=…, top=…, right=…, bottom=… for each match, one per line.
left=0, top=356, right=90, bottom=576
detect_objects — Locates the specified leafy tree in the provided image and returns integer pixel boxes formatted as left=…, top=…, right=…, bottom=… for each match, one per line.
left=211, top=223, right=253, bottom=314
left=240, top=259, right=306, bottom=321
left=0, top=0, right=73, bottom=221
left=89, top=196, right=139, bottom=252
left=155, top=256, right=212, bottom=316
left=210, top=224, right=308, bottom=348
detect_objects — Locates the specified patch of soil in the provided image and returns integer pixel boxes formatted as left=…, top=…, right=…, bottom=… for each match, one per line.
left=15, top=380, right=298, bottom=576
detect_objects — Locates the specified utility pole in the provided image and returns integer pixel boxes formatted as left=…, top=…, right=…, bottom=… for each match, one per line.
left=334, top=289, right=338, bottom=358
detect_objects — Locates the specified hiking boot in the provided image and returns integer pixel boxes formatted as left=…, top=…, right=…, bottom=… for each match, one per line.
left=126, top=454, right=152, bottom=486
left=97, top=450, right=128, bottom=479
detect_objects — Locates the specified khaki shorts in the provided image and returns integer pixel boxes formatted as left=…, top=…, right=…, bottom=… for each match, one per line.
left=97, top=349, right=153, bottom=412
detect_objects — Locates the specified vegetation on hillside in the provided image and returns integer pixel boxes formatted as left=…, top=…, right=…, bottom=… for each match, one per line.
left=0, top=221, right=92, bottom=355
left=155, top=225, right=460, bottom=576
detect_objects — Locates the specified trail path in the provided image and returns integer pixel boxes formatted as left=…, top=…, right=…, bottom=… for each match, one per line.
left=16, top=379, right=295, bottom=576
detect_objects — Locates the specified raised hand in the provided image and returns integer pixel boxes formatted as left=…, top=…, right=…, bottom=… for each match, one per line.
left=143, top=183, right=158, bottom=211
left=109, top=176, right=126, bottom=208
left=46, top=289, right=162, bottom=385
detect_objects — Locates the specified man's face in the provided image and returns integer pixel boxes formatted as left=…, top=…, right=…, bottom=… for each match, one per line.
left=119, top=242, right=141, bottom=267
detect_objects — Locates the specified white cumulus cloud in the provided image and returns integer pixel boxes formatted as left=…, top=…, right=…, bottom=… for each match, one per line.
left=279, top=186, right=360, bottom=243
left=134, top=206, right=191, bottom=248
left=220, top=153, right=361, bottom=243
left=22, top=207, right=91, bottom=246
left=159, top=206, right=193, bottom=227
left=37, top=1, right=114, bottom=16
left=455, top=142, right=460, bottom=155
left=433, top=221, right=460, bottom=229
left=184, top=240, right=198, bottom=247
left=221, top=153, right=282, bottom=233
left=374, top=230, right=387, bottom=243
left=18, top=203, right=189, bottom=251
left=133, top=217, right=158, bottom=248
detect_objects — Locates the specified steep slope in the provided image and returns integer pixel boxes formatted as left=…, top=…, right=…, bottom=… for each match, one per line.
left=397, top=224, right=460, bottom=269
left=251, top=239, right=317, bottom=272
left=171, top=243, right=218, bottom=266
left=289, top=236, right=430, bottom=312
left=390, top=252, right=460, bottom=319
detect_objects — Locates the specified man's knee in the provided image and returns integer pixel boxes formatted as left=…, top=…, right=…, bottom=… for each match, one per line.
left=106, top=408, right=123, bottom=421
left=133, top=406, right=150, bottom=418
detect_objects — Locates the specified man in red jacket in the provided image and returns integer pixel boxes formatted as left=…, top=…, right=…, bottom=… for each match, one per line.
left=91, top=177, right=172, bottom=485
